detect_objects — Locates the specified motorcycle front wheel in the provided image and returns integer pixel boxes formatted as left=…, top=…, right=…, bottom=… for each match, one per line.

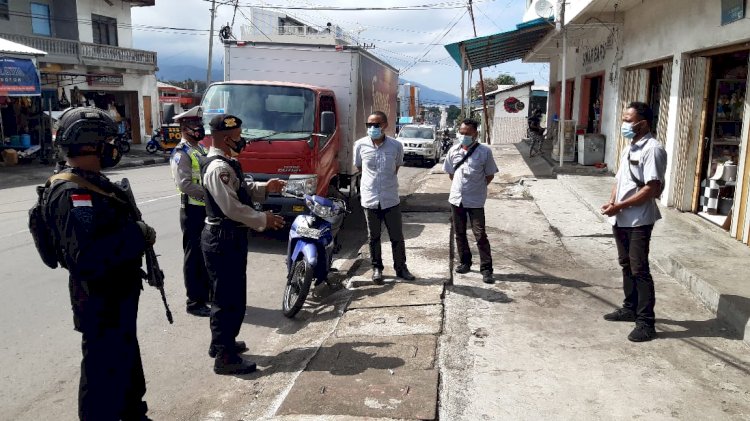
left=117, top=140, right=130, bottom=154
left=282, top=259, right=314, bottom=318
left=145, top=142, right=158, bottom=154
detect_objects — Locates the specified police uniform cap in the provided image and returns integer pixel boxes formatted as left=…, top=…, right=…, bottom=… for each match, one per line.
left=209, top=114, right=243, bottom=132
left=55, top=106, right=118, bottom=147
left=173, top=106, right=203, bottom=123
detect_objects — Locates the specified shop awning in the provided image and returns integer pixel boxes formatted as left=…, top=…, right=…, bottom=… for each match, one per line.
left=444, top=18, right=553, bottom=69
left=0, top=57, right=42, bottom=96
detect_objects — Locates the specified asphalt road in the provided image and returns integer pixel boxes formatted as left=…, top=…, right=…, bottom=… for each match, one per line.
left=0, top=162, right=429, bottom=420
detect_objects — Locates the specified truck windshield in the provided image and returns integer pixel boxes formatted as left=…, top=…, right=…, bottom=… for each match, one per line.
left=201, top=84, right=316, bottom=140
left=399, top=128, right=434, bottom=139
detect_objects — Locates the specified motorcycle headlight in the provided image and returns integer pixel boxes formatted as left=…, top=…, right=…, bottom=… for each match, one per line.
left=285, top=175, right=318, bottom=196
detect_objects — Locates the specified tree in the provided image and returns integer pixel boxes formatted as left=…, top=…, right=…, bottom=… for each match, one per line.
left=447, top=105, right=461, bottom=126
left=470, top=74, right=517, bottom=99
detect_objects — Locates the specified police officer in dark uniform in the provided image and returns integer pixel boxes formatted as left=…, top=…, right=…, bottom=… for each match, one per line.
left=45, top=107, right=156, bottom=420
left=201, top=114, right=286, bottom=375
left=170, top=106, right=211, bottom=317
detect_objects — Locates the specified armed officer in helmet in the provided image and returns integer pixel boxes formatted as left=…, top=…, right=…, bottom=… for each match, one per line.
left=170, top=106, right=211, bottom=317
left=201, top=114, right=286, bottom=375
left=45, top=107, right=156, bottom=420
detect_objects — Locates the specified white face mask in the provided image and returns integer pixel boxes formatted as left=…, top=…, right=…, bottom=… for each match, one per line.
left=459, top=134, right=474, bottom=146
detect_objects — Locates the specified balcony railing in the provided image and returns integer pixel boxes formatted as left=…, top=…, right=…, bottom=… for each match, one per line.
left=0, top=33, right=157, bottom=68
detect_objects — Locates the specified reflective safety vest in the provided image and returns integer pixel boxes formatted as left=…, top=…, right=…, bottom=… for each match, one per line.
left=174, top=141, right=207, bottom=206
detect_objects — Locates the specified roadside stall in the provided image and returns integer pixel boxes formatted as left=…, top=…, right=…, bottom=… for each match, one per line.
left=0, top=38, right=47, bottom=164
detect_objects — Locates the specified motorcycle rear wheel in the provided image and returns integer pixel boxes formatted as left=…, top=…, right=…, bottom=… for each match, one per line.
left=282, top=259, right=314, bottom=318
left=118, top=140, right=130, bottom=154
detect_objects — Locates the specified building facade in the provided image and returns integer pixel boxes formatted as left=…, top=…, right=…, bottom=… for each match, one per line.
left=0, top=0, right=158, bottom=143
left=525, top=0, right=750, bottom=246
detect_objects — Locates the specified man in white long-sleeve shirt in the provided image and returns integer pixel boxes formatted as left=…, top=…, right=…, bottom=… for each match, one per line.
left=200, top=114, right=286, bottom=375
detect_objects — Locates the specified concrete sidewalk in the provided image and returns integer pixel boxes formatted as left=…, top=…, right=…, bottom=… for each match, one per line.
left=0, top=142, right=170, bottom=189
left=259, top=141, right=748, bottom=420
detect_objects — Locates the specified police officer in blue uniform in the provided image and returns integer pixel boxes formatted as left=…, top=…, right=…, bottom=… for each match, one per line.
left=201, top=114, right=286, bottom=375
left=170, top=106, right=211, bottom=317
left=45, top=107, right=156, bottom=420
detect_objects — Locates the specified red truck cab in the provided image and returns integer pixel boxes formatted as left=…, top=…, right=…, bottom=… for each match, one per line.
left=200, top=81, right=342, bottom=217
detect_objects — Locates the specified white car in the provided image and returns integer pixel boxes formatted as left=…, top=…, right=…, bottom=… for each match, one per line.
left=397, top=125, right=441, bottom=166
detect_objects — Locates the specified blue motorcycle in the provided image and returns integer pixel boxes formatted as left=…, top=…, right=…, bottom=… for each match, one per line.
left=283, top=194, right=347, bottom=318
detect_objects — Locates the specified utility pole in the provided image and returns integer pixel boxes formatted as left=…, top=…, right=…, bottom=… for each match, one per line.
left=557, top=0, right=567, bottom=167
left=206, top=0, right=217, bottom=90
left=467, top=0, right=491, bottom=144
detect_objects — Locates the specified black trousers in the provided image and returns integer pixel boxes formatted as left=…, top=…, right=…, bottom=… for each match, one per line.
left=180, top=204, right=211, bottom=308
left=364, top=204, right=407, bottom=271
left=201, top=224, right=248, bottom=356
left=451, top=204, right=493, bottom=272
left=76, top=286, right=147, bottom=421
left=613, top=224, right=656, bottom=326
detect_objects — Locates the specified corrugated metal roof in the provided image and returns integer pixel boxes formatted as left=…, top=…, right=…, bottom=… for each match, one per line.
left=444, top=18, right=552, bottom=69
left=0, top=37, right=47, bottom=56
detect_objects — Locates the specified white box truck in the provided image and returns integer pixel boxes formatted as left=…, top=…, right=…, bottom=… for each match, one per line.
left=200, top=41, right=398, bottom=218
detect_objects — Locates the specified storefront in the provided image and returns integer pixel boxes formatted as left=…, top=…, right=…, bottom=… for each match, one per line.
left=40, top=70, right=158, bottom=144
left=0, top=39, right=48, bottom=161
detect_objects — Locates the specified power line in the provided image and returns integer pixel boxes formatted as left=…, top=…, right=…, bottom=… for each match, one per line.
left=2, top=10, right=210, bottom=34
left=400, top=9, right=467, bottom=74
left=207, top=0, right=497, bottom=11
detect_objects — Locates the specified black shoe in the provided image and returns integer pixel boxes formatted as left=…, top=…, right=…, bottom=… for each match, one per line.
left=208, top=341, right=249, bottom=358
left=187, top=305, right=211, bottom=317
left=628, top=324, right=657, bottom=342
left=396, top=268, right=416, bottom=281
left=372, top=268, right=384, bottom=285
left=481, top=271, right=494, bottom=284
left=214, top=354, right=257, bottom=375
left=603, top=308, right=636, bottom=322
left=455, top=263, right=471, bottom=274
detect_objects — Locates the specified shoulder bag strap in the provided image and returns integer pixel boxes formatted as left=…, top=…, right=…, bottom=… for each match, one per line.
left=454, top=143, right=481, bottom=171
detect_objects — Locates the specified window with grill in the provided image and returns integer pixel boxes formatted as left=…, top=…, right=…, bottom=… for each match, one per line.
left=0, top=0, right=9, bottom=20
left=92, top=14, right=118, bottom=46
left=30, top=3, right=51, bottom=35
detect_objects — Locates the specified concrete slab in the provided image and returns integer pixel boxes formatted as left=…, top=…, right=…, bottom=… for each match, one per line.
left=276, top=369, right=439, bottom=420
left=266, top=415, right=410, bottom=421
left=336, top=305, right=443, bottom=337
left=348, top=280, right=444, bottom=310
left=306, top=335, right=437, bottom=374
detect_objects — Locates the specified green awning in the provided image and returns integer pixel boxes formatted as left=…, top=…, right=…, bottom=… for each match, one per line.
left=444, top=18, right=553, bottom=69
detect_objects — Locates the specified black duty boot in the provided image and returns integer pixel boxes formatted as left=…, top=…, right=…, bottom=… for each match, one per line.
left=455, top=263, right=471, bottom=274
left=628, top=324, right=657, bottom=342
left=214, top=353, right=257, bottom=375
left=208, top=341, right=249, bottom=358
left=396, top=268, right=416, bottom=281
left=603, top=308, right=636, bottom=322
left=187, top=305, right=211, bottom=317
left=481, top=271, right=494, bottom=284
left=372, top=268, right=384, bottom=285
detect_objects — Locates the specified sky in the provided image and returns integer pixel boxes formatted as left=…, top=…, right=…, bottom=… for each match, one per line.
left=132, top=0, right=549, bottom=97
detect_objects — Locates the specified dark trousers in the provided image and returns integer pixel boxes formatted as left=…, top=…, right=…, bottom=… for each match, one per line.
left=202, top=224, right=248, bottom=356
left=613, top=224, right=656, bottom=326
left=77, top=288, right=147, bottom=421
left=180, top=204, right=211, bottom=308
left=364, top=204, right=407, bottom=271
left=451, top=204, right=493, bottom=272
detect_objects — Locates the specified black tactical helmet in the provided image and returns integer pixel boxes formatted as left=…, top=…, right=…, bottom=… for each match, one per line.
left=55, top=107, right=118, bottom=147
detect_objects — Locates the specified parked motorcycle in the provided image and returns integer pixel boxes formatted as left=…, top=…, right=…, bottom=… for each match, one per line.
left=146, top=128, right=167, bottom=154
left=282, top=193, right=348, bottom=318
left=114, top=132, right=131, bottom=154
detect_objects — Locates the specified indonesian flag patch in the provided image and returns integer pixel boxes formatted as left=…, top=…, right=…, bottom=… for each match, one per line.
left=71, top=194, right=93, bottom=207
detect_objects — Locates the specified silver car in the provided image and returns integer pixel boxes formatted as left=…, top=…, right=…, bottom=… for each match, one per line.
left=397, top=125, right=441, bottom=166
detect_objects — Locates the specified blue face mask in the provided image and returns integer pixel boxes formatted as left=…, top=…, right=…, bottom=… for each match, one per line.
left=621, top=122, right=636, bottom=139
left=459, top=134, right=474, bottom=146
left=367, top=126, right=382, bottom=140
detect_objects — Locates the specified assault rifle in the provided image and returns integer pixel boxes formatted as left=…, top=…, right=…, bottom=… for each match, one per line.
left=117, top=178, right=174, bottom=324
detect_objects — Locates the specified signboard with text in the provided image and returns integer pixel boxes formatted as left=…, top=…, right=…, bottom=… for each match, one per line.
left=0, top=57, right=41, bottom=96
left=87, top=74, right=124, bottom=87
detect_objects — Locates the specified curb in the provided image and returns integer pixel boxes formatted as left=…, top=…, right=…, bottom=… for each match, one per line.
left=118, top=156, right=170, bottom=169
left=557, top=175, right=750, bottom=344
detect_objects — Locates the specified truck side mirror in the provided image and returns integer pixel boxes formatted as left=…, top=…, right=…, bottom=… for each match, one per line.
left=321, top=111, right=335, bottom=135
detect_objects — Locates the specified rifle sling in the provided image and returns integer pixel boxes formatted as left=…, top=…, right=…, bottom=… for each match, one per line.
left=49, top=173, right=127, bottom=205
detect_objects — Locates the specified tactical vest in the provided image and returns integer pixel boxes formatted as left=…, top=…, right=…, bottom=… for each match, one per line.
left=174, top=141, right=207, bottom=206
left=200, top=155, right=254, bottom=225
